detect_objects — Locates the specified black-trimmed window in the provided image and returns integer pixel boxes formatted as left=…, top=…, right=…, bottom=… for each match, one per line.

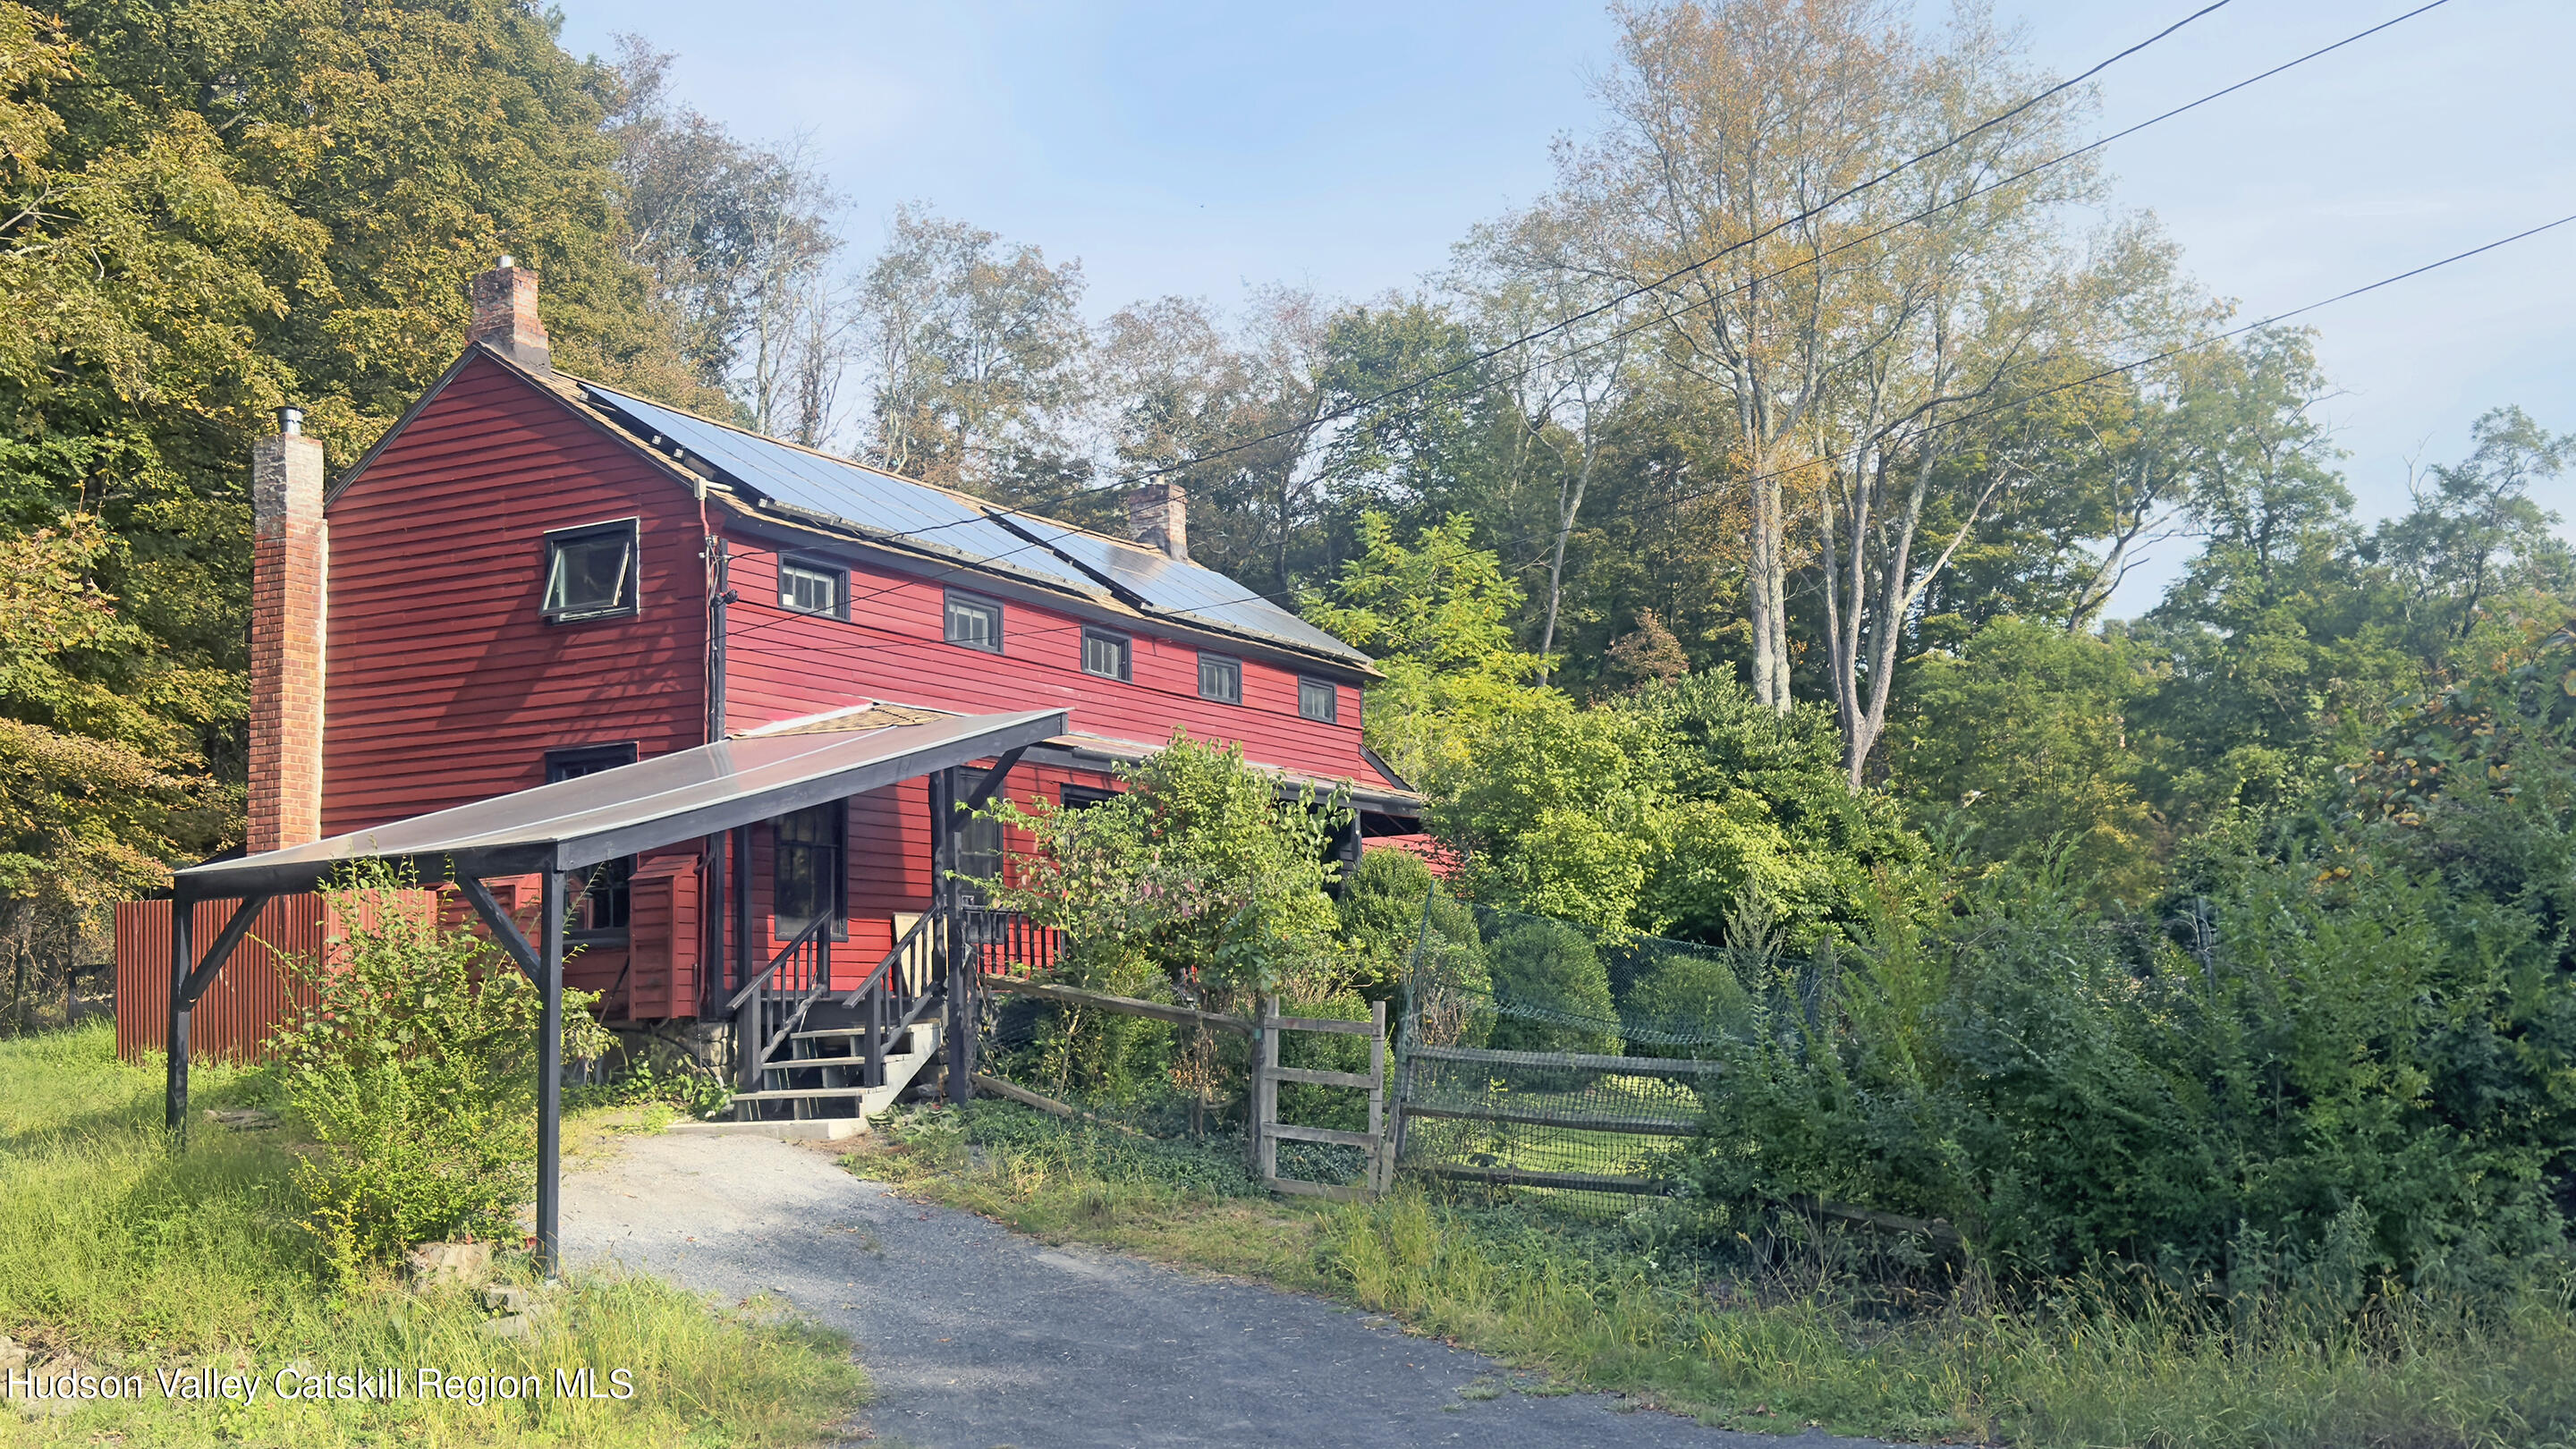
left=773, top=802, right=846, bottom=941
left=1059, top=784, right=1116, bottom=811
left=944, top=591, right=1002, bottom=652
left=778, top=556, right=847, bottom=618
left=541, top=520, right=640, bottom=623
left=547, top=743, right=637, bottom=935
left=1298, top=677, right=1339, bottom=724
left=956, top=813, right=1004, bottom=908
left=1198, top=652, right=1242, bottom=704
left=1081, top=628, right=1131, bottom=682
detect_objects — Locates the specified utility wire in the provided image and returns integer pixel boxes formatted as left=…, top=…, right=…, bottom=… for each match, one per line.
left=825, top=0, right=2244, bottom=552
left=720, top=1, right=2447, bottom=647
left=726, top=207, right=2576, bottom=665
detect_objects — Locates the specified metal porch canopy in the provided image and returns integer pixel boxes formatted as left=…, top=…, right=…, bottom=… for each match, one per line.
left=162, top=707, right=1066, bottom=1275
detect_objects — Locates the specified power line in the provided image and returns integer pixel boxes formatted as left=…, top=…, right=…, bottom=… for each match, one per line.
left=729, top=208, right=2576, bottom=668
left=722, top=0, right=2452, bottom=645
left=835, top=0, right=2245, bottom=550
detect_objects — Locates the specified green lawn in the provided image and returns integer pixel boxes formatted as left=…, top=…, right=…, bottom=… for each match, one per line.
left=0, top=1022, right=863, bottom=1447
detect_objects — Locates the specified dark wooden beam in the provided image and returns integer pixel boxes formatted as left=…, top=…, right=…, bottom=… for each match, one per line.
left=178, top=895, right=271, bottom=1006
left=456, top=878, right=541, bottom=987
left=962, top=746, right=1029, bottom=809
left=165, top=902, right=192, bottom=1137
left=536, top=870, right=564, bottom=1278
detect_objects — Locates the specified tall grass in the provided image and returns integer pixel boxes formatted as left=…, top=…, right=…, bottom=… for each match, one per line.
left=873, top=1099, right=2576, bottom=1448
left=0, top=1022, right=862, bottom=1447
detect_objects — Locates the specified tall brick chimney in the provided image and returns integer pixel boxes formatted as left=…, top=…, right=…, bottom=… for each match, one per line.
left=467, top=255, right=551, bottom=371
left=1126, top=480, right=1189, bottom=561
left=247, top=407, right=326, bottom=853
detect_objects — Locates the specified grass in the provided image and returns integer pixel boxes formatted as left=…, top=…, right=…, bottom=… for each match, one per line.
left=0, top=1021, right=864, bottom=1447
left=856, top=1097, right=2576, bottom=1448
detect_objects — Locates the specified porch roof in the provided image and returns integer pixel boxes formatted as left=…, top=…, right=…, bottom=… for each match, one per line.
left=171, top=708, right=1067, bottom=902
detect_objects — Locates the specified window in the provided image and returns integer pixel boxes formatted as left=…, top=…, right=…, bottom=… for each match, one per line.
left=1059, top=784, right=1117, bottom=811
left=778, top=556, right=847, bottom=618
left=546, top=743, right=637, bottom=934
left=1298, top=677, right=1340, bottom=724
left=773, top=802, right=845, bottom=941
left=541, top=520, right=639, bottom=623
left=1081, top=628, right=1131, bottom=682
left=955, top=813, right=1004, bottom=909
left=944, top=592, right=1002, bottom=652
left=1198, top=652, right=1242, bottom=704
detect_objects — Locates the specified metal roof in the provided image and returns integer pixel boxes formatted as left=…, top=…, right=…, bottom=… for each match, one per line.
left=575, top=381, right=1369, bottom=667
left=172, top=709, right=1065, bottom=902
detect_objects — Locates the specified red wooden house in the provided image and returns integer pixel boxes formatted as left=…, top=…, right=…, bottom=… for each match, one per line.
left=117, top=258, right=1424, bottom=1125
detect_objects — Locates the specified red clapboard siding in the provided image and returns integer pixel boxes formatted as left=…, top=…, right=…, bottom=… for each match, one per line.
left=719, top=539, right=1373, bottom=782
left=320, top=354, right=708, bottom=835
left=625, top=855, right=702, bottom=1020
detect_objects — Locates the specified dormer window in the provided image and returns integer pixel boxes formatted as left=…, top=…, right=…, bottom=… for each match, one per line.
left=779, top=556, right=847, bottom=618
left=541, top=520, right=639, bottom=623
left=1198, top=652, right=1242, bottom=705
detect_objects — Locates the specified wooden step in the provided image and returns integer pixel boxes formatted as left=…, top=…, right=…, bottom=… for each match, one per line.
left=733, top=1023, right=941, bottom=1116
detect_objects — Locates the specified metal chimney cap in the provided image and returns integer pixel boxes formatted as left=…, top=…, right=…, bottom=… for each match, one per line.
left=275, top=406, right=303, bottom=436
left=496, top=254, right=515, bottom=269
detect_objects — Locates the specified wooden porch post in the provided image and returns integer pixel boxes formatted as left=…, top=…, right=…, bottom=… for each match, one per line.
left=165, top=897, right=193, bottom=1137
left=733, top=824, right=758, bottom=1100
left=939, top=768, right=975, bottom=1106
left=537, top=869, right=564, bottom=1277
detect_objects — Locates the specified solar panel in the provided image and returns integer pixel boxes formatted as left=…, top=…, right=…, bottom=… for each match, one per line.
left=1004, top=518, right=1371, bottom=663
left=579, top=381, right=1368, bottom=665
left=579, top=384, right=1105, bottom=597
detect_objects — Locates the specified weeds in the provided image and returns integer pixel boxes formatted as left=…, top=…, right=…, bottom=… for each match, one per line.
left=0, top=1021, right=863, bottom=1447
left=863, top=1097, right=2576, bottom=1448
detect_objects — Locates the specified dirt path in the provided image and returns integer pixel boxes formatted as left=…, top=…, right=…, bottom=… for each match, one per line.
left=563, top=1131, right=1897, bottom=1449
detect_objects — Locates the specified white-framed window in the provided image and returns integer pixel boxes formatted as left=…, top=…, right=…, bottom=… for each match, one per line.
left=778, top=556, right=848, bottom=618
left=1081, top=628, right=1131, bottom=682
left=1298, top=677, right=1339, bottom=724
left=1198, top=652, right=1242, bottom=705
left=540, top=519, right=640, bottom=623
left=945, top=591, right=1002, bottom=653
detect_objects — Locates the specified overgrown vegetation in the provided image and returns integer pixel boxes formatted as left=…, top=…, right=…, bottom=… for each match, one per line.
left=272, top=865, right=615, bottom=1282
left=0, top=1022, right=862, bottom=1447
left=866, top=1100, right=2576, bottom=1448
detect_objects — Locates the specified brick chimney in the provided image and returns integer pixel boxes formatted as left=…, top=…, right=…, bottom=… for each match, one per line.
left=247, top=407, right=326, bottom=853
left=1126, top=480, right=1189, bottom=561
left=467, top=255, right=551, bottom=371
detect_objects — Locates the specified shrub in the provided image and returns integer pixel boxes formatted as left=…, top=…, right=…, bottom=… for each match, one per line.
left=1335, top=847, right=1485, bottom=1002
left=270, top=862, right=611, bottom=1282
left=1485, top=919, right=1619, bottom=1056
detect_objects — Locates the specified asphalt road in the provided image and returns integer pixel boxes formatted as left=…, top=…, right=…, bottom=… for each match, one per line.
left=562, top=1130, right=1898, bottom=1449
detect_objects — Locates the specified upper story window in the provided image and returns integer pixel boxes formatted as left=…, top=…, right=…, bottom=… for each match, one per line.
left=1059, top=784, right=1117, bottom=810
left=541, top=519, right=639, bottom=623
left=779, top=556, right=848, bottom=618
left=1298, top=677, right=1340, bottom=724
left=546, top=743, right=637, bottom=936
left=1198, top=652, right=1242, bottom=705
left=945, top=591, right=1002, bottom=653
left=1081, top=628, right=1131, bottom=682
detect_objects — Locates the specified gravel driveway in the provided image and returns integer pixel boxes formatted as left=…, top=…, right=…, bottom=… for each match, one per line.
left=563, top=1131, right=1898, bottom=1449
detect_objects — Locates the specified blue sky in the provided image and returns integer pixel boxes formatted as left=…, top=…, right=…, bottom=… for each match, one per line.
left=554, top=1, right=2576, bottom=614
